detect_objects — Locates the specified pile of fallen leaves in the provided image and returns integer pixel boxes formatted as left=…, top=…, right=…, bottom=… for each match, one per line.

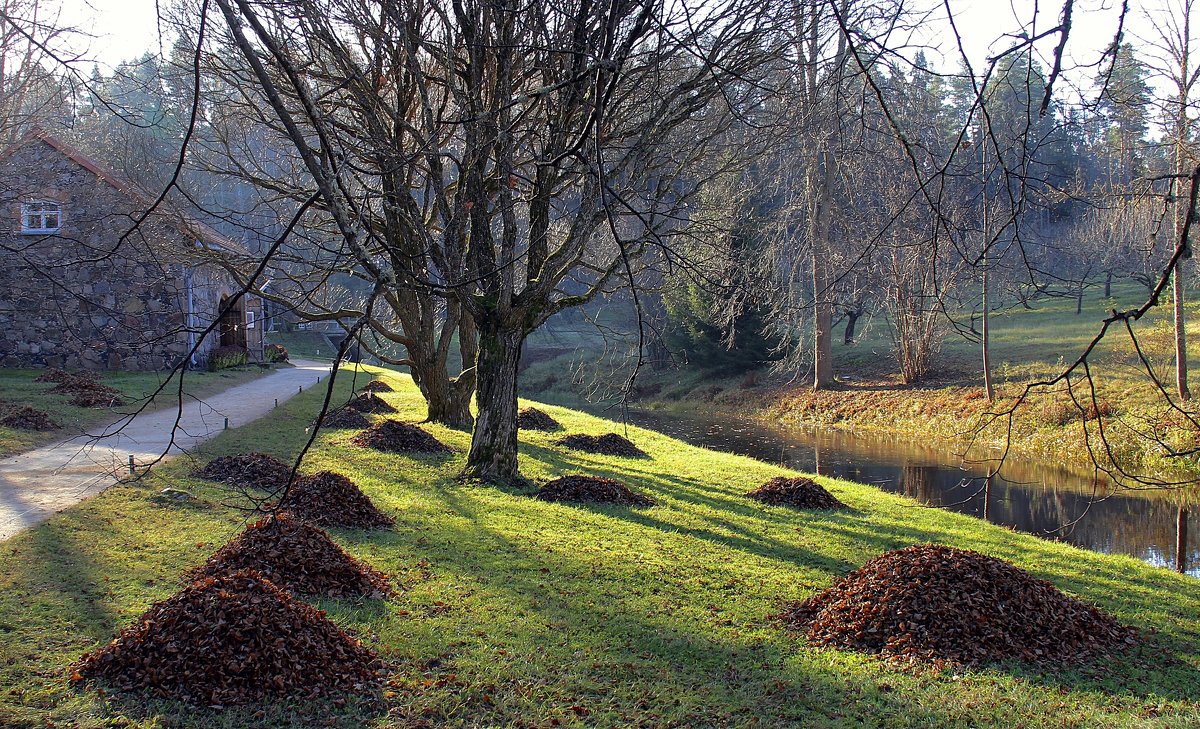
left=0, top=405, right=60, bottom=431
left=345, top=392, right=397, bottom=414
left=776, top=544, right=1136, bottom=665
left=278, top=471, right=395, bottom=529
left=195, top=453, right=293, bottom=491
left=34, top=367, right=75, bottom=383
left=518, top=407, right=561, bottom=431
left=190, top=514, right=392, bottom=598
left=317, top=407, right=372, bottom=430
left=49, top=375, right=124, bottom=408
left=536, top=475, right=656, bottom=507
left=359, top=379, right=394, bottom=393
left=747, top=476, right=847, bottom=510
left=72, top=570, right=380, bottom=705
left=352, top=420, right=451, bottom=455
left=558, top=433, right=647, bottom=458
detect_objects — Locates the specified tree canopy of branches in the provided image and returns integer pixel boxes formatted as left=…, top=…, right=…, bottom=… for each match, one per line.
left=201, top=0, right=778, bottom=481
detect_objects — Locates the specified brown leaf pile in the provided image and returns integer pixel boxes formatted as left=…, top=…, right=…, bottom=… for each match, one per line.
left=359, top=379, right=394, bottom=393
left=351, top=420, right=451, bottom=455
left=190, top=514, right=393, bottom=598
left=345, top=392, right=397, bottom=414
left=69, top=389, right=126, bottom=408
left=34, top=367, right=79, bottom=383
left=278, top=471, right=394, bottom=529
left=73, top=570, right=381, bottom=705
left=536, top=475, right=656, bottom=507
left=195, top=453, right=293, bottom=491
left=777, top=544, right=1136, bottom=665
left=317, top=407, right=372, bottom=430
left=0, top=405, right=60, bottom=431
left=747, top=476, right=847, bottom=510
left=50, top=376, right=124, bottom=408
left=558, top=433, right=647, bottom=458
left=518, top=407, right=561, bottom=431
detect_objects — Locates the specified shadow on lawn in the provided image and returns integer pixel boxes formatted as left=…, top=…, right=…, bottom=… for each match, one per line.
left=386, top=490, right=967, bottom=726
left=442, top=445, right=1200, bottom=706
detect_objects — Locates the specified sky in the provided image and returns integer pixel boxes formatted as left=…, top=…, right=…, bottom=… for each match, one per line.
left=52, top=0, right=1187, bottom=101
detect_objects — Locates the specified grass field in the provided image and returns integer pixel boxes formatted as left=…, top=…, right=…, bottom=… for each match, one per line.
left=0, top=367, right=267, bottom=458
left=0, top=366, right=1196, bottom=727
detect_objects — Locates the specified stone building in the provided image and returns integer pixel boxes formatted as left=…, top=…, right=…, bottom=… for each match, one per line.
left=0, top=129, right=264, bottom=371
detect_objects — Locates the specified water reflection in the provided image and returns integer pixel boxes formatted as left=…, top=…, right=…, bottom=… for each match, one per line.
left=615, top=408, right=1198, bottom=578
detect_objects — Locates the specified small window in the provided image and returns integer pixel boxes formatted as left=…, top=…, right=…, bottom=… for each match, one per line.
left=21, top=201, right=61, bottom=234
left=246, top=310, right=255, bottom=329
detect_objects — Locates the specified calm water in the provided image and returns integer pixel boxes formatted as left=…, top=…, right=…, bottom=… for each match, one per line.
left=610, top=408, right=1198, bottom=578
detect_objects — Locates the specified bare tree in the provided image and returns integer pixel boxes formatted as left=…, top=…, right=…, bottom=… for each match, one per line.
left=1142, top=0, right=1200, bottom=401
left=201, top=0, right=777, bottom=481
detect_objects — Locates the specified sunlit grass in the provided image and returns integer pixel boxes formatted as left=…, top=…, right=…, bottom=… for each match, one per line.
left=0, top=366, right=1196, bottom=727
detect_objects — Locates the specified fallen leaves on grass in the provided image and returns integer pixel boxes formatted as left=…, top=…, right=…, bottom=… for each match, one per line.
left=49, top=375, right=125, bottom=407
left=558, top=433, right=647, bottom=458
left=0, top=405, right=60, bottom=431
left=776, top=544, right=1136, bottom=666
left=195, top=453, right=293, bottom=491
left=345, top=392, right=397, bottom=414
left=278, top=471, right=394, bottom=529
left=73, top=570, right=381, bottom=705
left=358, top=379, right=394, bottom=393
left=316, top=407, right=372, bottom=430
left=189, top=514, right=393, bottom=598
left=747, top=476, right=847, bottom=510
left=34, top=367, right=83, bottom=383
left=352, top=420, right=452, bottom=455
left=536, top=475, right=656, bottom=507
left=518, top=407, right=561, bottom=431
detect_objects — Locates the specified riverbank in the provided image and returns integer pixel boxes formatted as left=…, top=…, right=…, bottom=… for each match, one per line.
left=1, top=366, right=1197, bottom=727
left=523, top=285, right=1200, bottom=484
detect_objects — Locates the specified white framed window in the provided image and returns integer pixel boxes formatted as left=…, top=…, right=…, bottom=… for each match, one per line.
left=246, top=310, right=255, bottom=329
left=21, top=201, right=61, bottom=234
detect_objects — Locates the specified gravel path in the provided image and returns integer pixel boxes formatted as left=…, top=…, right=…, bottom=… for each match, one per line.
left=0, top=359, right=332, bottom=541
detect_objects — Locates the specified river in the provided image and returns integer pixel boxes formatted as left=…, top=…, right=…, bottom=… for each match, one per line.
left=610, top=407, right=1197, bottom=578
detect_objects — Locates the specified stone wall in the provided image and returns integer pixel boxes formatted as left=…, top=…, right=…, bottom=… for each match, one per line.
left=0, top=137, right=263, bottom=371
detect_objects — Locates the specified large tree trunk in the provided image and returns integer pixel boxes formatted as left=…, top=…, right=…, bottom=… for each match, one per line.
left=420, top=373, right=474, bottom=429
left=460, top=325, right=524, bottom=483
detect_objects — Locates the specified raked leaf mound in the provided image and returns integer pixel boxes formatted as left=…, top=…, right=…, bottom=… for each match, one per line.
left=776, top=544, right=1136, bottom=665
left=195, top=453, right=293, bottom=491
left=536, top=474, right=656, bottom=507
left=344, top=391, right=397, bottom=414
left=558, top=432, right=648, bottom=458
left=73, top=570, right=380, bottom=705
left=747, top=476, right=847, bottom=510
left=0, top=405, right=60, bottom=431
left=351, top=419, right=452, bottom=454
left=518, top=407, right=562, bottom=431
left=189, top=514, right=392, bottom=598
left=278, top=471, right=394, bottom=529
left=316, top=406, right=372, bottom=430
left=358, top=379, right=394, bottom=393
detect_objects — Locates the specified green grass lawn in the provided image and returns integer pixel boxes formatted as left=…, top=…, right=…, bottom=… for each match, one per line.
left=0, top=366, right=1197, bottom=727
left=0, top=367, right=268, bottom=458
left=266, top=330, right=338, bottom=361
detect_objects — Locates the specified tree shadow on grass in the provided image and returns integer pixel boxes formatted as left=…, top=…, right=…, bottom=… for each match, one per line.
left=440, top=456, right=1200, bottom=707
left=96, top=690, right=387, bottom=729
left=367, top=495, right=972, bottom=726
